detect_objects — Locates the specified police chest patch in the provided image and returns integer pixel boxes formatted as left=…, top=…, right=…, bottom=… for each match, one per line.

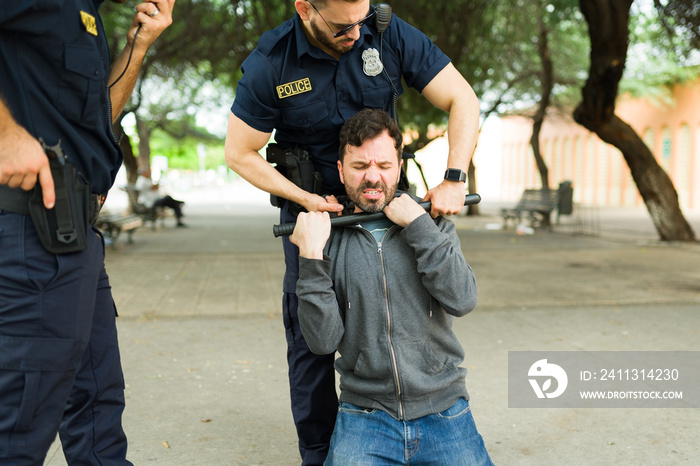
left=80, top=11, right=98, bottom=36
left=277, top=78, right=312, bottom=99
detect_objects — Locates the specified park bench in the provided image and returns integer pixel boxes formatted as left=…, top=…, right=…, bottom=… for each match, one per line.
left=121, top=185, right=168, bottom=229
left=501, top=188, right=560, bottom=228
left=95, top=213, right=143, bottom=248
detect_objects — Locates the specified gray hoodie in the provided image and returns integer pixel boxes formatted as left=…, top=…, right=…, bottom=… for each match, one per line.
left=296, top=212, right=477, bottom=421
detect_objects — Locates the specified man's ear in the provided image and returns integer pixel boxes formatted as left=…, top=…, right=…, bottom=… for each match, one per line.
left=295, top=0, right=312, bottom=20
left=337, top=160, right=345, bottom=184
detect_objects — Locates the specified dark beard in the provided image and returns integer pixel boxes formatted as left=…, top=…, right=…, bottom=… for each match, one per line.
left=345, top=180, right=397, bottom=214
left=309, top=20, right=354, bottom=56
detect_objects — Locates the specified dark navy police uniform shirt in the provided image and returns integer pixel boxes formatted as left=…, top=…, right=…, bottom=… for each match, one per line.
left=0, top=0, right=122, bottom=195
left=231, top=8, right=451, bottom=195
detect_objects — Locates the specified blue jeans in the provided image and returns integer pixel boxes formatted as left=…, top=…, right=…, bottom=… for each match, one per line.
left=325, top=398, right=493, bottom=465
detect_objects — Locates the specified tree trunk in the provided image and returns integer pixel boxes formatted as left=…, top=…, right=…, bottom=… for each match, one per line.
left=530, top=15, right=553, bottom=192
left=574, top=0, right=695, bottom=241
left=530, top=14, right=554, bottom=227
left=135, top=114, right=152, bottom=174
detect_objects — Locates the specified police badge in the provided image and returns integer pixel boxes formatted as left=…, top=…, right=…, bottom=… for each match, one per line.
left=362, top=48, right=383, bottom=77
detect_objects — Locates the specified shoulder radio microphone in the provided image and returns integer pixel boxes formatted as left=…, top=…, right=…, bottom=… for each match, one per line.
left=375, top=3, right=392, bottom=33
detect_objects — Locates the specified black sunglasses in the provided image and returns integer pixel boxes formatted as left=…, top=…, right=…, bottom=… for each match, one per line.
left=307, top=1, right=376, bottom=38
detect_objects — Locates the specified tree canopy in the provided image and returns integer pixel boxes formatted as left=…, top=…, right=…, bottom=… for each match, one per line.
left=100, top=0, right=698, bottom=239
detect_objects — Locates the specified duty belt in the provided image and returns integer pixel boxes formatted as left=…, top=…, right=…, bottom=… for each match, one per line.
left=0, top=184, right=106, bottom=225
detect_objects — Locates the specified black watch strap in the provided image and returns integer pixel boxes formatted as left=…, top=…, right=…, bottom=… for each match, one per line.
left=444, top=168, right=466, bottom=182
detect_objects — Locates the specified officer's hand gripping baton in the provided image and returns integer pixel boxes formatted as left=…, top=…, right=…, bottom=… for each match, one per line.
left=273, top=193, right=481, bottom=237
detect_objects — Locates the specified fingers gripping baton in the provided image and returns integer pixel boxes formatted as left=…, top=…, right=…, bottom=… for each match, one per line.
left=273, top=193, right=481, bottom=237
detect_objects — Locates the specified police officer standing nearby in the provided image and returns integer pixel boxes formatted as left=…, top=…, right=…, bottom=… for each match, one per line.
left=0, top=1, right=174, bottom=464
left=224, top=1, right=480, bottom=464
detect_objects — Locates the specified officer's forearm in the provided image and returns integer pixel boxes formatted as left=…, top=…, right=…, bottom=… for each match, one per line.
left=445, top=87, right=480, bottom=170
left=226, top=147, right=312, bottom=206
left=108, top=1, right=174, bottom=122
left=0, top=95, right=16, bottom=131
left=108, top=47, right=146, bottom=122
left=422, top=64, right=480, bottom=170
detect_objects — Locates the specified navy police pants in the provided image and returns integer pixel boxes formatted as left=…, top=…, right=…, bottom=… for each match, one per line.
left=280, top=202, right=338, bottom=466
left=0, top=210, right=130, bottom=465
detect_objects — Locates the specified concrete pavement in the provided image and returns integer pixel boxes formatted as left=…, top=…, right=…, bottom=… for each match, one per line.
left=45, top=182, right=700, bottom=465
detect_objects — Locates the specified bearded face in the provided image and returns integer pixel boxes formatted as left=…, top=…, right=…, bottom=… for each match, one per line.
left=338, top=131, right=402, bottom=214
left=308, top=16, right=355, bottom=56
left=344, top=178, right=397, bottom=213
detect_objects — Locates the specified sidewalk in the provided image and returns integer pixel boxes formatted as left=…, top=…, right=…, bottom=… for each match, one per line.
left=45, top=183, right=700, bottom=465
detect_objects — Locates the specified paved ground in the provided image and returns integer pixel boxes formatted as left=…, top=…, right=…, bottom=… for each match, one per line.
left=45, top=182, right=700, bottom=465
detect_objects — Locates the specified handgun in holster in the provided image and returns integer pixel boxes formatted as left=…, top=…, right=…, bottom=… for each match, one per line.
left=266, top=143, right=323, bottom=214
left=28, top=139, right=90, bottom=254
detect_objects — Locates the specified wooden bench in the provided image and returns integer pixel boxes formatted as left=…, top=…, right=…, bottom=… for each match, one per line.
left=501, top=189, right=559, bottom=228
left=95, top=213, right=143, bottom=248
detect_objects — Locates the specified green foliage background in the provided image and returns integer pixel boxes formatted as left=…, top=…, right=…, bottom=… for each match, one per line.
left=100, top=0, right=699, bottom=171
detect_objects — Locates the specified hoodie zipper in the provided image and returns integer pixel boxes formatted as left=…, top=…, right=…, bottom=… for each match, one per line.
left=354, top=225, right=404, bottom=419
left=377, top=238, right=405, bottom=420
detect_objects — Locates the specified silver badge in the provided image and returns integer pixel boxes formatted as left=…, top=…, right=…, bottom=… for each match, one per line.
left=362, top=48, right=383, bottom=77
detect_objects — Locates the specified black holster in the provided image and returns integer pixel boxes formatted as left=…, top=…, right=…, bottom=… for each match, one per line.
left=28, top=140, right=90, bottom=254
left=266, top=143, right=323, bottom=213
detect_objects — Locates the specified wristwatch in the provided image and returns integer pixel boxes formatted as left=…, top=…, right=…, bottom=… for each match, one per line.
left=444, top=168, right=467, bottom=183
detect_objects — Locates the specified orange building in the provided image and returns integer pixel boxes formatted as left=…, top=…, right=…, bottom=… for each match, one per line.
left=496, top=79, right=700, bottom=210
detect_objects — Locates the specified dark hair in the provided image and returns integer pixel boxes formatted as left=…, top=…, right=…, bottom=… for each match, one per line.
left=338, top=108, right=403, bottom=162
left=312, top=0, right=365, bottom=9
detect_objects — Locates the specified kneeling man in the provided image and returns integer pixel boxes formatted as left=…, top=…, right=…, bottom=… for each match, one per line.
left=291, top=108, right=493, bottom=465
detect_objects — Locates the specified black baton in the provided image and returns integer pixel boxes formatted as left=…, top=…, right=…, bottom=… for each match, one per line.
left=273, top=193, right=481, bottom=237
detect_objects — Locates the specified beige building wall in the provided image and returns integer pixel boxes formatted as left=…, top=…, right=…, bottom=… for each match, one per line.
left=498, top=79, right=700, bottom=210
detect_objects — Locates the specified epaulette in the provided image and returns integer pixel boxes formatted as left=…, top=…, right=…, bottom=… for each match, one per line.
left=255, top=17, right=295, bottom=56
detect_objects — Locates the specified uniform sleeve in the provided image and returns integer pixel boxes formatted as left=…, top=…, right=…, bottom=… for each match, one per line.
left=389, top=15, right=452, bottom=93
left=230, top=49, right=281, bottom=134
left=296, top=256, right=346, bottom=355
left=401, top=214, right=477, bottom=317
